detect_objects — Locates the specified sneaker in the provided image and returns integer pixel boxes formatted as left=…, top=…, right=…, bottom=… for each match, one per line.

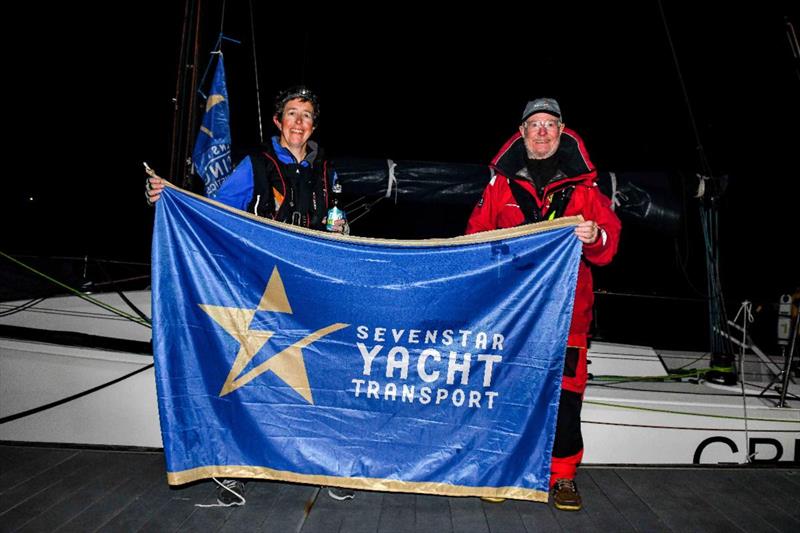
left=326, top=487, right=355, bottom=501
left=217, top=479, right=246, bottom=506
left=480, top=496, right=506, bottom=503
left=552, top=478, right=581, bottom=511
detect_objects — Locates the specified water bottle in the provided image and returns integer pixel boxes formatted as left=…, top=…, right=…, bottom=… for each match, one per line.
left=326, top=198, right=345, bottom=231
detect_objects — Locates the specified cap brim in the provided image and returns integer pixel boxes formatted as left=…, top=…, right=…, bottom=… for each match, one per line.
left=522, top=110, right=561, bottom=123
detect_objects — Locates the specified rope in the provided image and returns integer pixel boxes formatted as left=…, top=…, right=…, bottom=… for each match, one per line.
left=95, top=261, right=151, bottom=325
left=657, top=0, right=714, bottom=179
left=584, top=399, right=798, bottom=424
left=0, top=297, right=46, bottom=318
left=0, top=251, right=151, bottom=328
left=348, top=195, right=386, bottom=225
left=0, top=363, right=154, bottom=425
left=591, top=368, right=711, bottom=383
left=734, top=300, right=755, bottom=461
left=608, top=171, right=619, bottom=211
left=385, top=159, right=398, bottom=200
left=248, top=0, right=263, bottom=143
left=195, top=478, right=247, bottom=507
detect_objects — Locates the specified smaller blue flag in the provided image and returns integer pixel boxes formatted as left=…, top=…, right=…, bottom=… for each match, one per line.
left=192, top=54, right=232, bottom=197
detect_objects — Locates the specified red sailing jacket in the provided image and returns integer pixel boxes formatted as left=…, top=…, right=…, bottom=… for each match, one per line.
left=466, top=129, right=621, bottom=342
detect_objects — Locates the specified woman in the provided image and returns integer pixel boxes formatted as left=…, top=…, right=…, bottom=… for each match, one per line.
left=147, top=85, right=347, bottom=234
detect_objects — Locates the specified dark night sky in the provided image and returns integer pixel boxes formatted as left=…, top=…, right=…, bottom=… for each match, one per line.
left=5, top=2, right=799, bottom=346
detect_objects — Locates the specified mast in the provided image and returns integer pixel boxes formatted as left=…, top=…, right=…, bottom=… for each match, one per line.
left=657, top=1, right=736, bottom=383
left=169, top=0, right=203, bottom=189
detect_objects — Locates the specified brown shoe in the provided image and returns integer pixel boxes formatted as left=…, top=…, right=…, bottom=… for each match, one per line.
left=552, top=478, right=582, bottom=511
left=480, top=496, right=506, bottom=503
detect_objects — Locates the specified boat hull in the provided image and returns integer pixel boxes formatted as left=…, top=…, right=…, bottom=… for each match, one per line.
left=2, top=293, right=797, bottom=463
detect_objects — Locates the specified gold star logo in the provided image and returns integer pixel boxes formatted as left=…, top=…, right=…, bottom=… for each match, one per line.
left=199, top=266, right=348, bottom=404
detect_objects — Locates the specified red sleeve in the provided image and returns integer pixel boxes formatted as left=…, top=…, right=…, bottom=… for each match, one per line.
left=578, top=186, right=621, bottom=266
left=466, top=174, right=504, bottom=235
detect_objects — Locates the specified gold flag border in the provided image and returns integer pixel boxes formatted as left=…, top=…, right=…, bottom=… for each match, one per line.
left=167, top=464, right=548, bottom=503
left=161, top=181, right=582, bottom=247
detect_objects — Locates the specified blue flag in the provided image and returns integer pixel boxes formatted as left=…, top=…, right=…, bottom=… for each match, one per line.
left=192, top=54, right=232, bottom=197
left=151, top=185, right=582, bottom=502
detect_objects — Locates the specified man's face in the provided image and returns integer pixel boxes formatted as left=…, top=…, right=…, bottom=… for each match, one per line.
left=273, top=98, right=316, bottom=149
left=519, top=112, right=563, bottom=160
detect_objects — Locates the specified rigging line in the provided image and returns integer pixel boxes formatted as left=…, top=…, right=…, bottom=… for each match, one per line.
left=95, top=260, right=152, bottom=325
left=91, top=275, right=151, bottom=288
left=218, top=0, right=226, bottom=39
left=0, top=251, right=151, bottom=328
left=180, top=0, right=203, bottom=189
left=248, top=0, right=264, bottom=143
left=589, top=378, right=795, bottom=399
left=673, top=173, right=707, bottom=299
left=583, top=399, right=797, bottom=424
left=347, top=196, right=386, bottom=225
left=342, top=195, right=368, bottom=211
left=587, top=382, right=789, bottom=399
left=672, top=352, right=714, bottom=370
left=195, top=0, right=229, bottom=98
left=591, top=368, right=710, bottom=382
left=734, top=301, right=754, bottom=461
left=0, top=363, right=155, bottom=425
left=594, top=291, right=706, bottom=302
left=583, top=420, right=794, bottom=433
left=12, top=255, right=150, bottom=267
left=344, top=198, right=378, bottom=217
left=786, top=17, right=800, bottom=82
left=170, top=0, right=194, bottom=180
left=657, top=0, right=713, bottom=177
left=0, top=298, right=46, bottom=318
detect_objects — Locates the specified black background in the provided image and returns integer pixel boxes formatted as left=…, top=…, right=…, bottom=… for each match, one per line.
left=4, top=2, right=798, bottom=349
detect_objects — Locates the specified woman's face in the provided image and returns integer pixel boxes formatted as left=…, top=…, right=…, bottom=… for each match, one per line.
left=273, top=98, right=316, bottom=150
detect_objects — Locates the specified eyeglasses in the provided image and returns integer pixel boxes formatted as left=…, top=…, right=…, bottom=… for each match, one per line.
left=523, top=119, right=560, bottom=131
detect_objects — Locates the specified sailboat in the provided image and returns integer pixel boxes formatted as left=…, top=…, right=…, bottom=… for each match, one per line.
left=2, top=4, right=798, bottom=467
left=2, top=166, right=797, bottom=464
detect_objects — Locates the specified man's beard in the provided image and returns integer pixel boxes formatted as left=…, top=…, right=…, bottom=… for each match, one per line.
left=525, top=141, right=559, bottom=160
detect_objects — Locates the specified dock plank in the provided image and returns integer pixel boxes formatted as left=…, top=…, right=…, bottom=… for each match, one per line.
left=96, top=465, right=191, bottom=532
left=617, top=468, right=744, bottom=533
left=585, top=468, right=671, bottom=532
left=58, top=453, right=164, bottom=533
left=217, top=480, right=287, bottom=532
left=1, top=445, right=798, bottom=533
left=0, top=449, right=101, bottom=517
left=480, top=497, right=528, bottom=533
left=684, top=468, right=797, bottom=533
left=301, top=488, right=382, bottom=533
left=576, top=469, right=636, bottom=532
left=377, top=491, right=416, bottom=533
left=730, top=469, right=800, bottom=521
left=0, top=446, right=79, bottom=491
left=14, top=451, right=140, bottom=532
left=447, top=495, right=490, bottom=533
left=414, top=494, right=454, bottom=533
left=136, top=480, right=217, bottom=533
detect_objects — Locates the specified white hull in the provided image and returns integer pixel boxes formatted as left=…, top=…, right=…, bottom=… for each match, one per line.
left=2, top=292, right=798, bottom=463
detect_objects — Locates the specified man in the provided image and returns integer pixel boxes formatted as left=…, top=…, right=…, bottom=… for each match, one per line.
left=146, top=86, right=353, bottom=505
left=466, top=98, right=621, bottom=511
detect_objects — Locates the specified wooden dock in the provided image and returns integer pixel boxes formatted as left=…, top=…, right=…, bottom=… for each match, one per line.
left=1, top=444, right=798, bottom=532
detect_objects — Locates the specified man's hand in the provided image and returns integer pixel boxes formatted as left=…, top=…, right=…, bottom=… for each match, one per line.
left=575, top=220, right=601, bottom=244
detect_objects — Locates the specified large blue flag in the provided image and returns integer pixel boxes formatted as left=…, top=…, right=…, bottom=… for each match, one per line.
left=152, top=184, right=582, bottom=502
left=192, top=54, right=232, bottom=197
